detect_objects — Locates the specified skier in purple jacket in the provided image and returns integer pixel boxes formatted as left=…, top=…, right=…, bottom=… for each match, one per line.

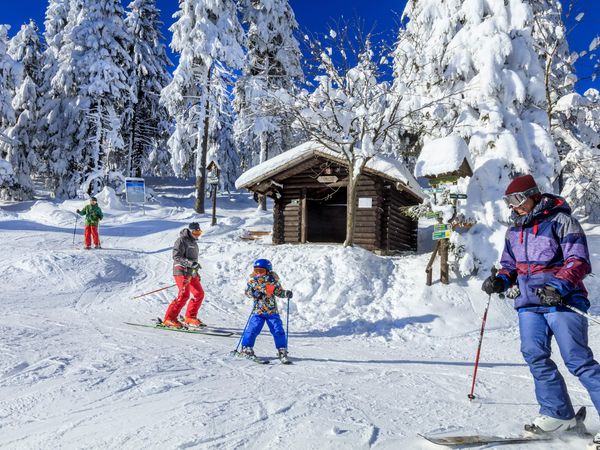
left=482, top=174, right=600, bottom=440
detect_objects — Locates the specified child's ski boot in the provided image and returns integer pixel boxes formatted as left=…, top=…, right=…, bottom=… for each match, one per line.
left=278, top=348, right=291, bottom=364
left=235, top=347, right=269, bottom=364
left=587, top=433, right=600, bottom=450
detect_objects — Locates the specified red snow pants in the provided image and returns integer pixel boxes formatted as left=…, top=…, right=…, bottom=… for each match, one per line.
left=164, top=275, right=205, bottom=321
left=84, top=225, right=100, bottom=248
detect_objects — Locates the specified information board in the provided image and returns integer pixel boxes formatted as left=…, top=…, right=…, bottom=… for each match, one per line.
left=125, top=178, right=145, bottom=204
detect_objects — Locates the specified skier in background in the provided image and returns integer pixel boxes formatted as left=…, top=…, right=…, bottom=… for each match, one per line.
left=76, top=196, right=103, bottom=249
left=482, top=174, right=600, bottom=444
left=162, top=222, right=205, bottom=329
left=239, top=258, right=293, bottom=363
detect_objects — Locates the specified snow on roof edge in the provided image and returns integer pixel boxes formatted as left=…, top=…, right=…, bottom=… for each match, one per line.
left=235, top=141, right=424, bottom=200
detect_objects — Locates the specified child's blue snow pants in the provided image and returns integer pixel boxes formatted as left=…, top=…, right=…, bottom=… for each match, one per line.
left=519, top=310, right=600, bottom=420
left=241, top=313, right=287, bottom=349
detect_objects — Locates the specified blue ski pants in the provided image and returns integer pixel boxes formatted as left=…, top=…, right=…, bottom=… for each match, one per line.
left=519, top=310, right=600, bottom=419
left=241, top=313, right=287, bottom=349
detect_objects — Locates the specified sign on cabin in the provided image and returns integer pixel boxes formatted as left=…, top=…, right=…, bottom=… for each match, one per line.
left=317, top=175, right=338, bottom=184
left=358, top=197, right=372, bottom=208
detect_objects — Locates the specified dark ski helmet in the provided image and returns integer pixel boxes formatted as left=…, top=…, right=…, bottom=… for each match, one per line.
left=253, top=258, right=272, bottom=271
left=188, top=222, right=201, bottom=231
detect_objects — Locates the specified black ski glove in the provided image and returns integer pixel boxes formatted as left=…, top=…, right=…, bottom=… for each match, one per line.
left=284, top=290, right=293, bottom=299
left=191, top=261, right=201, bottom=271
left=481, top=275, right=505, bottom=295
left=536, top=285, right=563, bottom=306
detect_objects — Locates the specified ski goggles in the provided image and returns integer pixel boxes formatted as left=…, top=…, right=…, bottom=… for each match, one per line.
left=503, top=187, right=539, bottom=208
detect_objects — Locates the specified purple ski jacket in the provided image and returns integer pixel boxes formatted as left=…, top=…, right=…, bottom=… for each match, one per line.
left=498, top=194, right=591, bottom=311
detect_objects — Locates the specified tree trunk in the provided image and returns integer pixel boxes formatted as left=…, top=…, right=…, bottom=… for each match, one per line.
left=195, top=68, right=212, bottom=214
left=343, top=165, right=360, bottom=247
left=258, top=133, right=269, bottom=211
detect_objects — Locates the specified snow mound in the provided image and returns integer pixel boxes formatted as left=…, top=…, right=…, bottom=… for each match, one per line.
left=96, top=186, right=126, bottom=210
left=19, top=201, right=79, bottom=227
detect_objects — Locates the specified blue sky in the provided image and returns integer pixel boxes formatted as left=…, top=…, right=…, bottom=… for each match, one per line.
left=2, top=0, right=598, bottom=93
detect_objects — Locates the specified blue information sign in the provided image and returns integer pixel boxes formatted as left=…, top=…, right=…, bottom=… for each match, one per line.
left=125, top=178, right=145, bottom=204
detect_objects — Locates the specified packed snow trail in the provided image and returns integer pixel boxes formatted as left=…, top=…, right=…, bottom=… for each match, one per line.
left=1, top=180, right=599, bottom=449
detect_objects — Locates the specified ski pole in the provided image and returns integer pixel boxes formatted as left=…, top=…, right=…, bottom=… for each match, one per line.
left=131, top=284, right=177, bottom=299
left=564, top=304, right=600, bottom=326
left=285, top=296, right=291, bottom=348
left=534, top=287, right=600, bottom=325
left=132, top=268, right=197, bottom=299
left=468, top=267, right=497, bottom=401
left=230, top=302, right=256, bottom=356
left=72, top=215, right=78, bottom=245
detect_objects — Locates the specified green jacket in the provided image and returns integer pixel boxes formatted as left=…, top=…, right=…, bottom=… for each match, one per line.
left=78, top=204, right=104, bottom=226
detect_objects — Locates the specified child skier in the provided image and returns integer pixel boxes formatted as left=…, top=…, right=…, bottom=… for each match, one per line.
left=76, top=196, right=103, bottom=249
left=239, top=258, right=293, bottom=364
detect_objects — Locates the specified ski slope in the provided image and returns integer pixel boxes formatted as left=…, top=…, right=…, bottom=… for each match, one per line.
left=1, top=179, right=599, bottom=450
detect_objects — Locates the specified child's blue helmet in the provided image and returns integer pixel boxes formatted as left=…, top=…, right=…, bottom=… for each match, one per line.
left=253, top=258, right=272, bottom=271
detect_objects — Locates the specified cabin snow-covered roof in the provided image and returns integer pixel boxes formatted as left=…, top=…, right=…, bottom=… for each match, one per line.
left=235, top=141, right=424, bottom=199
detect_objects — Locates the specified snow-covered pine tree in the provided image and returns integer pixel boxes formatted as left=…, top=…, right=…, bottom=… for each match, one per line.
left=124, top=0, right=172, bottom=178
left=0, top=25, right=22, bottom=199
left=528, top=1, right=600, bottom=220
left=393, top=0, right=561, bottom=271
left=65, top=0, right=134, bottom=196
left=234, top=0, right=304, bottom=209
left=553, top=89, right=600, bottom=220
left=207, top=66, right=239, bottom=192
left=40, top=0, right=81, bottom=197
left=2, top=20, right=44, bottom=199
left=530, top=0, right=576, bottom=122
left=161, top=0, right=243, bottom=213
left=0, top=25, right=20, bottom=141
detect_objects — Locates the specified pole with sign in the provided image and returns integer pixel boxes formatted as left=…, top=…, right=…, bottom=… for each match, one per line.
left=207, top=161, right=220, bottom=226
left=125, top=177, right=146, bottom=215
left=426, top=219, right=451, bottom=285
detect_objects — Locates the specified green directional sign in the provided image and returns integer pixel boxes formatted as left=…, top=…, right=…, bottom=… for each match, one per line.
left=434, top=223, right=450, bottom=232
left=423, top=187, right=446, bottom=194
left=432, top=230, right=452, bottom=240
left=426, top=211, right=443, bottom=218
left=449, top=193, right=468, bottom=199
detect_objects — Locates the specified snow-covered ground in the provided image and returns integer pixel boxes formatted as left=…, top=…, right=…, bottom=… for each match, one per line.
left=1, top=179, right=599, bottom=450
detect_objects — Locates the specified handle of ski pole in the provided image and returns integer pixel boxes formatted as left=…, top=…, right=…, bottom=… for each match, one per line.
left=490, top=266, right=505, bottom=299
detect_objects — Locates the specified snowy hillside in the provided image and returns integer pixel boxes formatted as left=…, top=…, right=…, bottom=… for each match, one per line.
left=1, top=179, right=600, bottom=449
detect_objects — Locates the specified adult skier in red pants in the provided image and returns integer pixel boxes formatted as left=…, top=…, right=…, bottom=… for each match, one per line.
left=162, top=222, right=205, bottom=328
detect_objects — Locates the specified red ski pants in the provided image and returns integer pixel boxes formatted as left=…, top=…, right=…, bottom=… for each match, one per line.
left=164, top=275, right=205, bottom=321
left=84, top=225, right=100, bottom=248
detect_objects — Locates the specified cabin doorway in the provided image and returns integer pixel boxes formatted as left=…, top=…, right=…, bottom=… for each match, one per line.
left=306, top=188, right=347, bottom=243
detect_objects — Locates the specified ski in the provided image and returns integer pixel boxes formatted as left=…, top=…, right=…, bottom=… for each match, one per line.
left=176, top=316, right=241, bottom=335
left=229, top=350, right=269, bottom=364
left=125, top=321, right=234, bottom=337
left=418, top=433, right=553, bottom=446
left=421, top=406, right=590, bottom=447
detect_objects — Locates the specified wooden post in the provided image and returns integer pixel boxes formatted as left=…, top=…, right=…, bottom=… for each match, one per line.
left=300, top=188, right=307, bottom=243
left=439, top=238, right=449, bottom=284
left=211, top=184, right=217, bottom=226
left=425, top=240, right=440, bottom=286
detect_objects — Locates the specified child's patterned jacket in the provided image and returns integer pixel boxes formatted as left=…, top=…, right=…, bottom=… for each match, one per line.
left=245, top=271, right=286, bottom=315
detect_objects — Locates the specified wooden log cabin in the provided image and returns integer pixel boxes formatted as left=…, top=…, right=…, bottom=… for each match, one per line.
left=235, top=142, right=425, bottom=254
